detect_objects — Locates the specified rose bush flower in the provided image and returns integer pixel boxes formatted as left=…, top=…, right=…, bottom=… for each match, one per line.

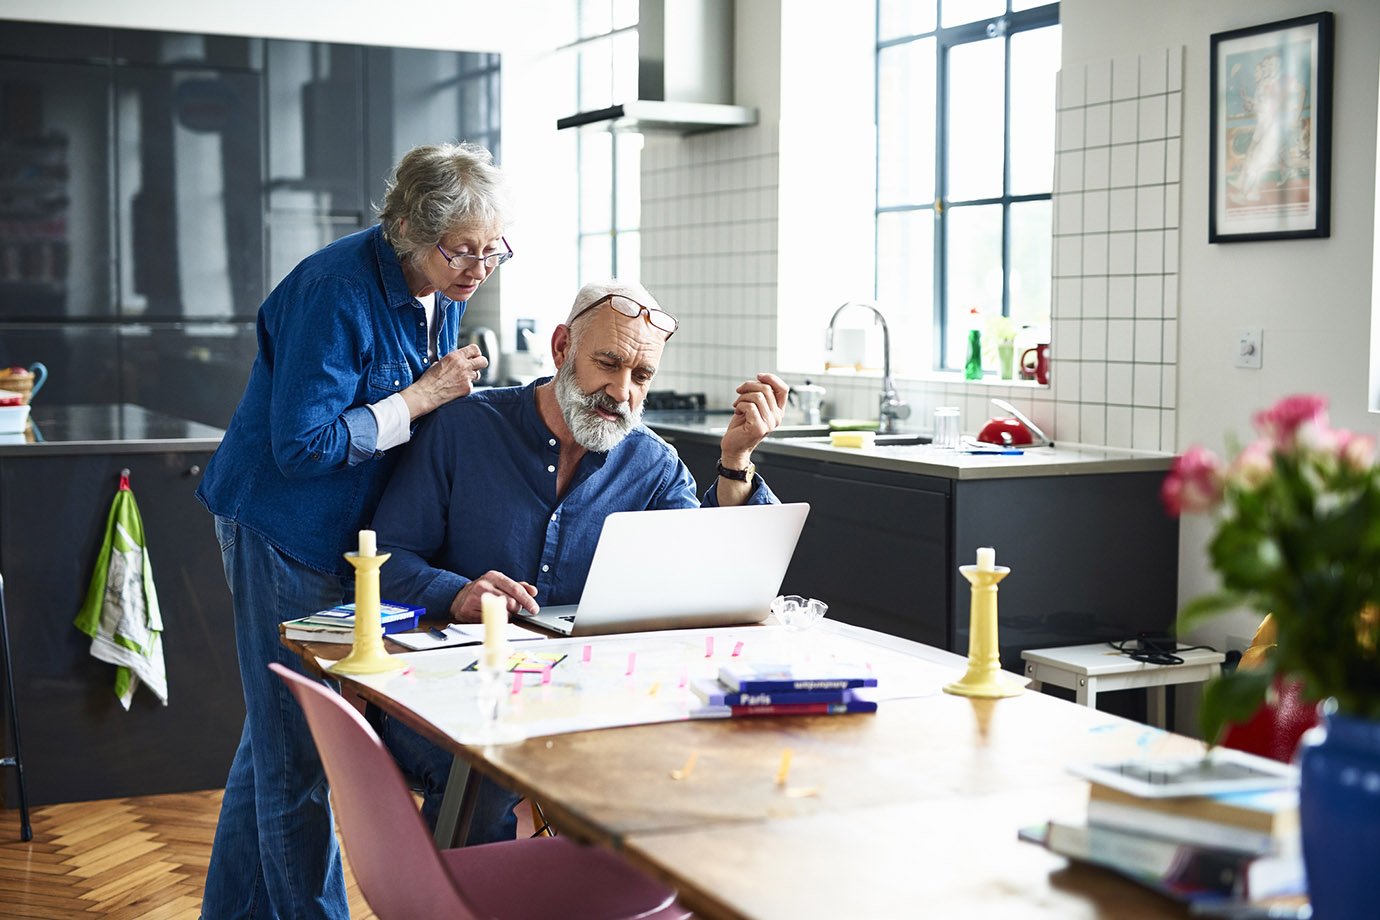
left=1163, top=394, right=1380, bottom=742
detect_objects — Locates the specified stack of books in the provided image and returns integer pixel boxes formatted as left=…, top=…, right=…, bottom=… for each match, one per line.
left=1021, top=754, right=1305, bottom=908
left=282, top=602, right=424, bottom=643
left=691, top=663, right=879, bottom=717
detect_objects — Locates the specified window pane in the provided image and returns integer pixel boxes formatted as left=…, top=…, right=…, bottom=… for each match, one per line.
left=940, top=0, right=1006, bottom=29
left=579, top=232, right=612, bottom=285
left=1009, top=25, right=1060, bottom=195
left=1008, top=199, right=1051, bottom=328
left=947, top=37, right=1006, bottom=201
left=878, top=39, right=936, bottom=207
left=579, top=132, right=612, bottom=233
left=878, top=0, right=937, bottom=39
left=580, top=0, right=613, bottom=38
left=1011, top=0, right=1047, bottom=10
left=944, top=203, right=1003, bottom=369
left=615, top=229, right=640, bottom=280
left=614, top=132, right=642, bottom=229
left=877, top=209, right=936, bottom=376
left=612, top=0, right=638, bottom=30
left=612, top=30, right=637, bottom=101
left=578, top=40, right=614, bottom=110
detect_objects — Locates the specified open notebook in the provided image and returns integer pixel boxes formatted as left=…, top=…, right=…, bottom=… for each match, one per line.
left=517, top=503, right=810, bottom=637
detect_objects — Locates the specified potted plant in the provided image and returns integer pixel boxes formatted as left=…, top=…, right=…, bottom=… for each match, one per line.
left=1162, top=394, right=1380, bottom=916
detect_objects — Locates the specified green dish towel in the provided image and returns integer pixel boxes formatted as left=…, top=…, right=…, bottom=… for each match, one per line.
left=74, top=474, right=167, bottom=709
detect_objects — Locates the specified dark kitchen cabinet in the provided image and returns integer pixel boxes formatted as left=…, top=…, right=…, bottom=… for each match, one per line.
left=0, top=407, right=238, bottom=806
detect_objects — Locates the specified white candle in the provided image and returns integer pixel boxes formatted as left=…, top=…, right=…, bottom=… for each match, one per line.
left=358, top=529, right=376, bottom=557
left=481, top=593, right=507, bottom=662
left=976, top=546, right=996, bottom=571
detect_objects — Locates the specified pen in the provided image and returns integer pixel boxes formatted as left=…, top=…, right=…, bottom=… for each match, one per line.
left=427, top=626, right=451, bottom=641
left=961, top=449, right=1024, bottom=455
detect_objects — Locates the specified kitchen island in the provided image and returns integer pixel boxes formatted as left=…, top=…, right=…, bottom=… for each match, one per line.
left=647, top=412, right=1180, bottom=721
left=0, top=404, right=240, bottom=806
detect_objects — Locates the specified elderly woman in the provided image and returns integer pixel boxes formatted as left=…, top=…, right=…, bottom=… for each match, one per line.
left=196, top=141, right=512, bottom=920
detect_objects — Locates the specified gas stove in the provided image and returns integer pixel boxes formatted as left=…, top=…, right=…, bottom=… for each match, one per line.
left=643, top=391, right=707, bottom=412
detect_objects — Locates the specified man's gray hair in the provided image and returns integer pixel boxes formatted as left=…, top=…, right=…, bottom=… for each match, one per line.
left=564, top=279, right=662, bottom=327
left=378, top=142, right=511, bottom=262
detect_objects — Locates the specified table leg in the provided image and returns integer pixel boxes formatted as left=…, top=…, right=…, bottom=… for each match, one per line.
left=433, top=755, right=478, bottom=849
left=1147, top=686, right=1168, bottom=729
left=1075, top=677, right=1096, bottom=710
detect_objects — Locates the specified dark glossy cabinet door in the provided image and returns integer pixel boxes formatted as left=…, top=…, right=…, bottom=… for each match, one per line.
left=113, top=29, right=263, bottom=70
left=0, top=450, right=241, bottom=805
left=0, top=59, right=114, bottom=320
left=0, top=324, right=119, bottom=407
left=118, top=322, right=258, bottom=429
left=114, top=65, right=264, bottom=320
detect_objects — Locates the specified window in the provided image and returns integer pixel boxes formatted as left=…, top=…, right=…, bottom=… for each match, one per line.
left=559, top=0, right=642, bottom=284
left=876, top=1, right=1059, bottom=374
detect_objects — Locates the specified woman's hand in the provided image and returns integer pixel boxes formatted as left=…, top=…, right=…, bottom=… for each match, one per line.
left=401, top=344, right=489, bottom=419
left=448, top=572, right=539, bottom=623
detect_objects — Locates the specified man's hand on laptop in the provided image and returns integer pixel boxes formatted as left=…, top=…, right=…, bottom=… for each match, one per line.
left=449, top=572, right=540, bottom=623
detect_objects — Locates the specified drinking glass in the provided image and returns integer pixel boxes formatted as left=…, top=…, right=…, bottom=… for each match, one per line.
left=934, top=407, right=961, bottom=449
left=467, top=653, right=525, bottom=746
left=773, top=594, right=829, bottom=657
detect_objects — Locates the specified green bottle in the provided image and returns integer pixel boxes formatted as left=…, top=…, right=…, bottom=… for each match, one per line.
left=964, top=328, right=983, bottom=380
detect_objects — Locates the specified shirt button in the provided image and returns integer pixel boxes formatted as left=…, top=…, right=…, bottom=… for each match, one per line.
left=548, top=438, right=556, bottom=447
left=541, top=564, right=550, bottom=573
left=393, top=379, right=400, bottom=386
left=547, top=465, right=556, bottom=473
left=550, top=513, right=557, bottom=521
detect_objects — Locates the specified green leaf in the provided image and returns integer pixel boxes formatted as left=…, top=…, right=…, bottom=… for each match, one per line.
left=1200, top=666, right=1275, bottom=747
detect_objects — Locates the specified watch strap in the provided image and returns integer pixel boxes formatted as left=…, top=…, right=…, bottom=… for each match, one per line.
left=716, top=459, right=755, bottom=482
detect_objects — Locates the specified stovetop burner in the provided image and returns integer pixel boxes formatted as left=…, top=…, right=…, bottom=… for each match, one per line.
left=643, top=391, right=706, bottom=412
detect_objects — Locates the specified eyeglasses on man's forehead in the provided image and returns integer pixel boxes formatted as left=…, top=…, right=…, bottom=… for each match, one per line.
left=436, top=237, right=514, bottom=271
left=570, top=293, right=678, bottom=338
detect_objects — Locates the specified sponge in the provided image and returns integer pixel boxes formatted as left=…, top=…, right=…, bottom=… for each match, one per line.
left=829, top=430, right=875, bottom=449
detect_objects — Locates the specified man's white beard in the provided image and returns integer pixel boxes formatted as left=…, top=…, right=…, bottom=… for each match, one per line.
left=555, top=364, right=642, bottom=452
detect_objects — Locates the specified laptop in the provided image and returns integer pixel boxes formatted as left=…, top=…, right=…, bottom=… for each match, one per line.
left=516, top=503, right=811, bottom=637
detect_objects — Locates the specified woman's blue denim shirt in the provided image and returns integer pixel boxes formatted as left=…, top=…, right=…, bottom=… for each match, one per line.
left=197, top=224, right=464, bottom=575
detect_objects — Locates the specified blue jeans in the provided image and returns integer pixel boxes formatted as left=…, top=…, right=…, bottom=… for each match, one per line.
left=379, top=712, right=522, bottom=844
left=201, top=517, right=351, bottom=920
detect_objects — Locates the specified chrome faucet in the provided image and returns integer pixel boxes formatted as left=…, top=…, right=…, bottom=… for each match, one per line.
left=825, top=301, right=910, bottom=434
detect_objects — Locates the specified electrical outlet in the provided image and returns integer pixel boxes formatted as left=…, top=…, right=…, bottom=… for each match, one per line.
left=515, top=318, right=536, bottom=352
left=1236, top=327, right=1263, bottom=369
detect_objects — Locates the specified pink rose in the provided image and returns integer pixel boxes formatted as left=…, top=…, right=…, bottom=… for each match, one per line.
left=1228, top=439, right=1274, bottom=491
left=1336, top=430, right=1377, bottom=473
left=1162, top=445, right=1225, bottom=516
left=1253, top=394, right=1329, bottom=449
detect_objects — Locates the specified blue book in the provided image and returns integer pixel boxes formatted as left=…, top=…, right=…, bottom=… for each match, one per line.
left=717, top=662, right=878, bottom=693
left=690, top=678, right=856, bottom=706
left=289, top=601, right=424, bottom=635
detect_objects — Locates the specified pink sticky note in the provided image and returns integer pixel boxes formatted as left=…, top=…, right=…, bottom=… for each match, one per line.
left=731, top=641, right=744, bottom=657
left=626, top=652, right=637, bottom=676
left=541, top=664, right=553, bottom=686
left=582, top=644, right=592, bottom=663
left=511, top=672, right=524, bottom=694
left=705, top=636, right=714, bottom=657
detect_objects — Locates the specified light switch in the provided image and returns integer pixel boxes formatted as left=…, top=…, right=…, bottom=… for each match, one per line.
left=1236, top=327, right=1263, bottom=369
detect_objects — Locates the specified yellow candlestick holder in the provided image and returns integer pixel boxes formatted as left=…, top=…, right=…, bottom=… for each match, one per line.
left=943, top=565, right=1026, bottom=699
left=330, top=551, right=404, bottom=675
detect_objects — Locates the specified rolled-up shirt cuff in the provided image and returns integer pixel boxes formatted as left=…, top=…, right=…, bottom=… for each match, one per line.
left=366, top=392, right=412, bottom=454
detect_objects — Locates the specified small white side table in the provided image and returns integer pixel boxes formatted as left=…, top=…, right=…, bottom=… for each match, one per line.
left=1021, top=643, right=1225, bottom=729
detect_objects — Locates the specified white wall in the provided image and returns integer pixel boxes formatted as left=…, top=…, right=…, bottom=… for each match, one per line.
left=1063, top=0, right=1380, bottom=655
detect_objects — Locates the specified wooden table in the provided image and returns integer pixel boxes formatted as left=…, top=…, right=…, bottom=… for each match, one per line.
left=285, top=621, right=1205, bottom=919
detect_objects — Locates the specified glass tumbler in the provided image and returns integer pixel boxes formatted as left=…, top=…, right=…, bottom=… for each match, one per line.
left=934, top=407, right=961, bottom=449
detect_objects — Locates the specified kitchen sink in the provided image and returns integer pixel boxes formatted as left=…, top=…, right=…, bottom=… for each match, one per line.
left=764, top=425, right=834, bottom=438
left=790, top=433, right=931, bottom=447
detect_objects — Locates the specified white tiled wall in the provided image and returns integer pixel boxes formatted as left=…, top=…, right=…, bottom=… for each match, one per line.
left=643, top=46, right=1182, bottom=451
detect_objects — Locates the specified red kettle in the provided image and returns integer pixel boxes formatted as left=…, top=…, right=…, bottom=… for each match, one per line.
left=975, top=398, right=1052, bottom=448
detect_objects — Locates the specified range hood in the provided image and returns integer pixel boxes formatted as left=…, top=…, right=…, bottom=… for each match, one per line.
left=556, top=0, right=757, bottom=134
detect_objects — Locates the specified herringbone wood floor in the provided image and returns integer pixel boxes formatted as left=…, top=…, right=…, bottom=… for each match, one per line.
left=0, top=790, right=378, bottom=919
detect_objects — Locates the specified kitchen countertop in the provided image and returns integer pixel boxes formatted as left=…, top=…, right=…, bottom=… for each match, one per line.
left=0, top=404, right=225, bottom=456
left=644, top=411, right=1175, bottom=480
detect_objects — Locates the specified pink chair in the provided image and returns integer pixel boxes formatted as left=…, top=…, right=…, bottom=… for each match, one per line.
left=269, top=664, right=688, bottom=920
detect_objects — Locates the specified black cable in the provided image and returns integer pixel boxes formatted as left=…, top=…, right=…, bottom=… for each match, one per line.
left=1106, top=638, right=1218, bottom=667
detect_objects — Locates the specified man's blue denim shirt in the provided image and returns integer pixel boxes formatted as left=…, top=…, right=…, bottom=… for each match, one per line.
left=197, top=224, right=464, bottom=574
left=372, top=380, right=779, bottom=618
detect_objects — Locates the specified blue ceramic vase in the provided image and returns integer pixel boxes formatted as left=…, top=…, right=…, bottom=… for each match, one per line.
left=1298, top=704, right=1380, bottom=918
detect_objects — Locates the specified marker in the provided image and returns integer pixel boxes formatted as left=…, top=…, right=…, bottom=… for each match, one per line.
left=961, top=448, right=1024, bottom=455
left=428, top=627, right=450, bottom=641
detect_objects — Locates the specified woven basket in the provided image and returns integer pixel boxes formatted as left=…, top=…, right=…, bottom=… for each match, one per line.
left=0, top=369, right=36, bottom=403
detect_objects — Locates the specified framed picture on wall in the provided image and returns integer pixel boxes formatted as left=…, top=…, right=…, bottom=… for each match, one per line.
left=1209, top=12, right=1333, bottom=242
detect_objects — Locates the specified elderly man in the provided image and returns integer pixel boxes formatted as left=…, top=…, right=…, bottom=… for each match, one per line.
left=371, top=278, right=787, bottom=839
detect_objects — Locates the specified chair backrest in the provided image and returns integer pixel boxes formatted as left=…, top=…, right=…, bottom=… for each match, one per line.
left=269, top=663, right=481, bottom=919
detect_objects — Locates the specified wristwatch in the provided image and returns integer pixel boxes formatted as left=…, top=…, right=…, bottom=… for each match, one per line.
left=716, top=459, right=755, bottom=484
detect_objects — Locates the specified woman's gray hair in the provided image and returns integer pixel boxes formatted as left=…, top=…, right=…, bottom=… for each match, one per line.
left=378, top=141, right=511, bottom=262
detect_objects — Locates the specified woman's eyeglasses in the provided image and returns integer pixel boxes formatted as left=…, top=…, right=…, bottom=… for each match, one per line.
left=570, top=294, right=678, bottom=337
left=436, top=237, right=514, bottom=271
